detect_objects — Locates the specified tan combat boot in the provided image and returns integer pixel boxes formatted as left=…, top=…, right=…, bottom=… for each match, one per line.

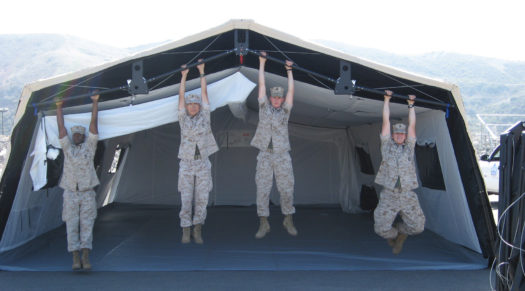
left=181, top=227, right=191, bottom=244
left=81, top=248, right=92, bottom=270
left=392, top=233, right=408, bottom=255
left=193, top=224, right=203, bottom=244
left=72, top=251, right=81, bottom=270
left=283, top=215, right=298, bottom=236
left=255, top=216, right=270, bottom=239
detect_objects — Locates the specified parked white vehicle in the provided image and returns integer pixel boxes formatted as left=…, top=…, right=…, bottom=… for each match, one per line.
left=479, top=145, right=500, bottom=194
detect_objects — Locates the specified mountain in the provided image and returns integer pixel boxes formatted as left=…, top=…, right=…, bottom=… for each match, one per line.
left=317, top=40, right=525, bottom=116
left=0, top=34, right=135, bottom=132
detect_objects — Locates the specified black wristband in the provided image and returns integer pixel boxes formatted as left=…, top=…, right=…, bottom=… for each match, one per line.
left=286, top=69, right=292, bottom=71
left=408, top=104, right=415, bottom=108
left=200, top=73, right=205, bottom=77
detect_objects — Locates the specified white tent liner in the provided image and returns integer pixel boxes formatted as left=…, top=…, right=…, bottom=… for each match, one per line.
left=1, top=70, right=481, bottom=254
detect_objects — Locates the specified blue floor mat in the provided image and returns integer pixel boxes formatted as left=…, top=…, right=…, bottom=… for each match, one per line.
left=0, top=204, right=487, bottom=271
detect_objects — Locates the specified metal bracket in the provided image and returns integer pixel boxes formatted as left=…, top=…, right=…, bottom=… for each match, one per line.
left=234, top=30, right=249, bottom=56
left=127, top=60, right=149, bottom=95
left=334, top=61, right=355, bottom=95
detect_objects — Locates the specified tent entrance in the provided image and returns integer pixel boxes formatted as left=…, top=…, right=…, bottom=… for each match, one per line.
left=0, top=70, right=485, bottom=268
left=0, top=203, right=486, bottom=271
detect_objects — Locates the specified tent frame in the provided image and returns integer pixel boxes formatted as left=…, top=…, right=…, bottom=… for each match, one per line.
left=34, top=30, right=453, bottom=112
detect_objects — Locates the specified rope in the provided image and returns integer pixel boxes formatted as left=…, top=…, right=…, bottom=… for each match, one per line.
left=373, top=84, right=426, bottom=90
left=261, top=36, right=335, bottom=90
left=261, top=50, right=321, bottom=55
left=307, top=73, right=332, bottom=90
left=160, top=50, right=229, bottom=55
left=263, top=35, right=297, bottom=65
left=149, top=73, right=175, bottom=91
left=376, top=71, right=444, bottom=103
left=187, top=34, right=223, bottom=64
left=42, top=71, right=106, bottom=103
left=150, top=34, right=223, bottom=91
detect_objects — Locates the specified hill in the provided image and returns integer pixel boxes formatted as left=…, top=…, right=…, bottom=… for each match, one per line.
left=0, top=34, right=133, bottom=131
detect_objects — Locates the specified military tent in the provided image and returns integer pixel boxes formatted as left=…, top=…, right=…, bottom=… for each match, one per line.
left=0, top=20, right=495, bottom=271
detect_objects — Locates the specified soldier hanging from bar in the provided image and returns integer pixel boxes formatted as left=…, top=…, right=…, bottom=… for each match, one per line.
left=374, top=90, right=425, bottom=254
left=177, top=60, right=218, bottom=244
left=251, top=51, right=298, bottom=239
left=56, top=92, right=100, bottom=270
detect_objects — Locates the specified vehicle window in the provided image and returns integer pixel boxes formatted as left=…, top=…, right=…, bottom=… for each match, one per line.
left=491, top=145, right=500, bottom=161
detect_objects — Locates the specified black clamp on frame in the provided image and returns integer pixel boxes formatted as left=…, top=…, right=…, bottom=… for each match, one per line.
left=127, top=60, right=149, bottom=95
left=334, top=61, right=355, bottom=95
left=234, top=30, right=249, bottom=56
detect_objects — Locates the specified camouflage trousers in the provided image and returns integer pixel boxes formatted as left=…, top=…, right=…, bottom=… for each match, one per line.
left=255, top=151, right=295, bottom=217
left=178, top=158, right=212, bottom=227
left=373, top=188, right=425, bottom=239
left=62, top=189, right=97, bottom=252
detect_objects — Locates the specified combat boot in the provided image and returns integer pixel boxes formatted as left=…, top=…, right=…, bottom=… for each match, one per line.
left=392, top=233, right=408, bottom=255
left=182, top=227, right=191, bottom=244
left=81, top=248, right=92, bottom=270
left=72, top=251, right=81, bottom=270
left=193, top=224, right=203, bottom=244
left=283, top=215, right=298, bottom=236
left=255, top=216, right=270, bottom=239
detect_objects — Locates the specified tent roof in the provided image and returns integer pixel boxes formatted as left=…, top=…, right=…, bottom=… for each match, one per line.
left=14, top=19, right=466, bottom=127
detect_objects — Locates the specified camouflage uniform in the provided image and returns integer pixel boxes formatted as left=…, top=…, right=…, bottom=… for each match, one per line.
left=178, top=100, right=218, bottom=227
left=59, top=132, right=99, bottom=252
left=374, top=134, right=425, bottom=239
left=251, top=96, right=295, bottom=217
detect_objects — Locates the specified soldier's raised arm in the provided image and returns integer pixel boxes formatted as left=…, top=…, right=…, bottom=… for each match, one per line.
left=89, top=93, right=99, bottom=135
left=179, top=65, right=189, bottom=110
left=407, top=95, right=416, bottom=139
left=258, top=51, right=267, bottom=101
left=381, top=90, right=393, bottom=137
left=196, top=59, right=209, bottom=105
left=56, top=99, right=67, bottom=139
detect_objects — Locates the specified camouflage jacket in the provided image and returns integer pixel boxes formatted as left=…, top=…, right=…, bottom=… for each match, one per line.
left=59, top=133, right=100, bottom=191
left=375, top=134, right=419, bottom=190
left=178, top=103, right=218, bottom=160
left=250, top=97, right=292, bottom=153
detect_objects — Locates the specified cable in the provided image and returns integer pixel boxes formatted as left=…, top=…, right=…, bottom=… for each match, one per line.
left=373, top=84, right=426, bottom=90
left=149, top=73, right=176, bottom=91
left=263, top=35, right=296, bottom=65
left=489, top=256, right=497, bottom=291
left=307, top=73, right=332, bottom=90
left=186, top=34, right=223, bottom=65
left=41, top=71, right=106, bottom=103
left=260, top=37, right=338, bottom=91
left=376, top=71, right=444, bottom=103
left=160, top=50, right=229, bottom=55
left=257, top=50, right=321, bottom=55
left=497, top=191, right=525, bottom=252
left=149, top=34, right=223, bottom=92
left=520, top=225, right=525, bottom=277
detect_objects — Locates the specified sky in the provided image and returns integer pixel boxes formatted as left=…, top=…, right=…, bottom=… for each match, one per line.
left=1, top=0, right=524, bottom=61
